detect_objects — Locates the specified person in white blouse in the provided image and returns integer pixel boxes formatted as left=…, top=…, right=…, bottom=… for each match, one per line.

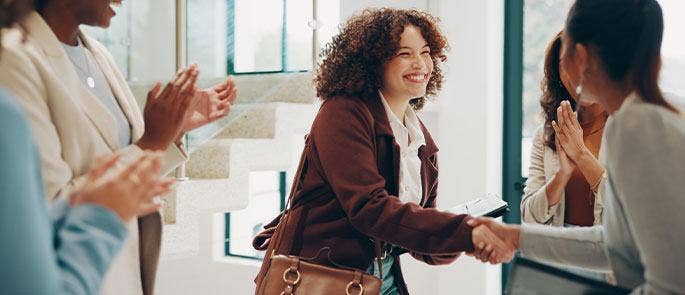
left=469, top=0, right=685, bottom=293
left=521, top=32, right=609, bottom=280
left=0, top=1, right=237, bottom=294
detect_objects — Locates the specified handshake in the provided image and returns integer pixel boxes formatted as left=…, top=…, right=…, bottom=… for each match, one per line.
left=466, top=218, right=521, bottom=264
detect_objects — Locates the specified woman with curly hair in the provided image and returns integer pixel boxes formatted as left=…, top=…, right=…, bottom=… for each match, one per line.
left=253, top=8, right=514, bottom=294
left=520, top=32, right=609, bottom=280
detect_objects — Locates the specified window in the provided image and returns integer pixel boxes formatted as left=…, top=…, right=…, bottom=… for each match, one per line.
left=225, top=171, right=287, bottom=259
left=222, top=0, right=340, bottom=74
left=82, top=1, right=176, bottom=83
left=659, top=0, right=685, bottom=107
left=91, top=0, right=341, bottom=80
left=520, top=0, right=573, bottom=178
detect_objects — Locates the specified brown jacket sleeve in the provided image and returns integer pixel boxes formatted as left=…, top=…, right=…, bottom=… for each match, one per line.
left=409, top=155, right=462, bottom=264
left=309, top=98, right=474, bottom=256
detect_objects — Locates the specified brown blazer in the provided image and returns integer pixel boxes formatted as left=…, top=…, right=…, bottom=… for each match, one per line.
left=253, top=94, right=475, bottom=294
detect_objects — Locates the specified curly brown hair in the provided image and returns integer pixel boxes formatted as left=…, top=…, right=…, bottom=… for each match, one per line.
left=0, top=0, right=32, bottom=29
left=314, top=8, right=448, bottom=110
left=540, top=32, right=575, bottom=152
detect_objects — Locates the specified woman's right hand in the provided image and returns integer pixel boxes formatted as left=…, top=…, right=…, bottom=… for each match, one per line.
left=69, top=152, right=175, bottom=222
left=137, top=65, right=199, bottom=151
left=554, top=137, right=575, bottom=180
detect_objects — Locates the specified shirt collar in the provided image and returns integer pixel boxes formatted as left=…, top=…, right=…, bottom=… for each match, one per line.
left=378, top=91, right=426, bottom=149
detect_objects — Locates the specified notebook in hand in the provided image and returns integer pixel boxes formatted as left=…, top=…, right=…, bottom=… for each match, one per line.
left=448, top=194, right=509, bottom=218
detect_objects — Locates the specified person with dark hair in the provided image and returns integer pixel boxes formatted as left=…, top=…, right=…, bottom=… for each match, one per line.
left=0, top=2, right=175, bottom=293
left=520, top=32, right=608, bottom=280
left=253, top=8, right=515, bottom=294
left=470, top=0, right=685, bottom=293
left=0, top=1, right=237, bottom=294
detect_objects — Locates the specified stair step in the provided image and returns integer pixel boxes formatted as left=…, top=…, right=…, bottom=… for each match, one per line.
left=185, top=138, right=297, bottom=179
left=216, top=102, right=315, bottom=139
left=185, top=102, right=316, bottom=152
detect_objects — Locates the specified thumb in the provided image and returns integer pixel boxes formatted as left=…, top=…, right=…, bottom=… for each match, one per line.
left=467, top=217, right=492, bottom=227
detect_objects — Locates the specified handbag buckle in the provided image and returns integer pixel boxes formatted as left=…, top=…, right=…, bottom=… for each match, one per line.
left=282, top=267, right=301, bottom=285
left=345, top=281, right=364, bottom=295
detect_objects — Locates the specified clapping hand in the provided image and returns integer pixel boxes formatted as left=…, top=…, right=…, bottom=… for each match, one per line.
left=466, top=218, right=520, bottom=264
left=551, top=100, right=586, bottom=162
left=70, top=152, right=175, bottom=222
left=182, top=75, right=237, bottom=132
left=138, top=65, right=199, bottom=151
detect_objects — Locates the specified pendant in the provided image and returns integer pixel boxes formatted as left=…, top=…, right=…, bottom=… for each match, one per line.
left=87, top=77, right=95, bottom=88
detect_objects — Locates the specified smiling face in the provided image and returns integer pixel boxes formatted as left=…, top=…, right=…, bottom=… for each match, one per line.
left=69, top=0, right=122, bottom=28
left=381, top=25, right=434, bottom=102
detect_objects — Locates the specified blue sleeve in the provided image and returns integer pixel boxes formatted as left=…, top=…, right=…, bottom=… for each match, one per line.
left=51, top=201, right=128, bottom=295
left=0, top=91, right=127, bottom=295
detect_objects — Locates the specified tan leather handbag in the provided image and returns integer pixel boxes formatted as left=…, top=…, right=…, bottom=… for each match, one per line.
left=256, top=250, right=381, bottom=295
left=254, top=204, right=382, bottom=295
left=254, top=138, right=382, bottom=295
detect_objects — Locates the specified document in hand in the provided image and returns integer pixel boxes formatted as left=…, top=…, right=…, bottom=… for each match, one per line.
left=448, top=194, right=509, bottom=218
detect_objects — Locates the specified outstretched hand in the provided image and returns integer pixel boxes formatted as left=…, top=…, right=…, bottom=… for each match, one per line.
left=182, top=76, right=237, bottom=132
left=466, top=217, right=520, bottom=264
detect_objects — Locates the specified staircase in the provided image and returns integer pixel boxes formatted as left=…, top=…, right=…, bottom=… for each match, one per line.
left=131, top=72, right=318, bottom=294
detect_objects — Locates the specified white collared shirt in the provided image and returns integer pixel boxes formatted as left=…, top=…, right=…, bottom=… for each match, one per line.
left=379, top=91, right=426, bottom=204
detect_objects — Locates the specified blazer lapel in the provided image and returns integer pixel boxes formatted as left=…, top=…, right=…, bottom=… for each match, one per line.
left=80, top=32, right=144, bottom=141
left=24, top=12, right=120, bottom=151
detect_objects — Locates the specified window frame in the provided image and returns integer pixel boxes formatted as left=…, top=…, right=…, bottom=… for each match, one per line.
left=224, top=171, right=288, bottom=260
left=226, top=0, right=311, bottom=75
left=502, top=0, right=525, bottom=290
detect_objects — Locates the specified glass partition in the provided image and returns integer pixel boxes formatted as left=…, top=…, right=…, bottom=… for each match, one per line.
left=82, top=1, right=176, bottom=84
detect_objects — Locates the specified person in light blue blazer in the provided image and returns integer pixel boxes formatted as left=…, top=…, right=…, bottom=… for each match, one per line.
left=1, top=4, right=175, bottom=292
left=0, top=87, right=175, bottom=294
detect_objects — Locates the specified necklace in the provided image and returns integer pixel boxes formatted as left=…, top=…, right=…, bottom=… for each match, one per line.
left=64, top=38, right=96, bottom=89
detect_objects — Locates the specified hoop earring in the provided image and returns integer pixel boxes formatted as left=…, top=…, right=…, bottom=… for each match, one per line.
left=574, top=74, right=586, bottom=104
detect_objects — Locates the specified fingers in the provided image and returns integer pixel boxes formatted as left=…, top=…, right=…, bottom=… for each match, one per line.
left=137, top=201, right=162, bottom=216
left=560, top=101, right=575, bottom=130
left=179, top=68, right=198, bottom=96
left=226, top=87, right=237, bottom=105
left=467, top=217, right=493, bottom=228
left=145, top=82, right=162, bottom=113
left=469, top=219, right=517, bottom=264
left=213, top=77, right=230, bottom=92
left=472, top=241, right=486, bottom=261
left=481, top=244, right=494, bottom=263
left=551, top=120, right=568, bottom=144
left=87, top=153, right=122, bottom=182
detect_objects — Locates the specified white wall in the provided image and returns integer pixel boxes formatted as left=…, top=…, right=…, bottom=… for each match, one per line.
left=428, top=0, right=504, bottom=294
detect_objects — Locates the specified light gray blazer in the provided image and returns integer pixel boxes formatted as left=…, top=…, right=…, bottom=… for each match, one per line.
left=521, top=125, right=604, bottom=226
left=519, top=93, right=685, bottom=294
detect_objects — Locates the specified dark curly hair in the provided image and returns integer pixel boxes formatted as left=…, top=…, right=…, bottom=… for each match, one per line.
left=0, top=0, right=32, bottom=29
left=540, top=32, right=574, bottom=152
left=314, top=8, right=448, bottom=110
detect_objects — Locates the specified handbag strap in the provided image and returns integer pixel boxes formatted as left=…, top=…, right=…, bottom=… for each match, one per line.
left=374, top=240, right=384, bottom=279
left=271, top=134, right=386, bottom=277
left=281, top=257, right=301, bottom=295
left=272, top=138, right=310, bottom=254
